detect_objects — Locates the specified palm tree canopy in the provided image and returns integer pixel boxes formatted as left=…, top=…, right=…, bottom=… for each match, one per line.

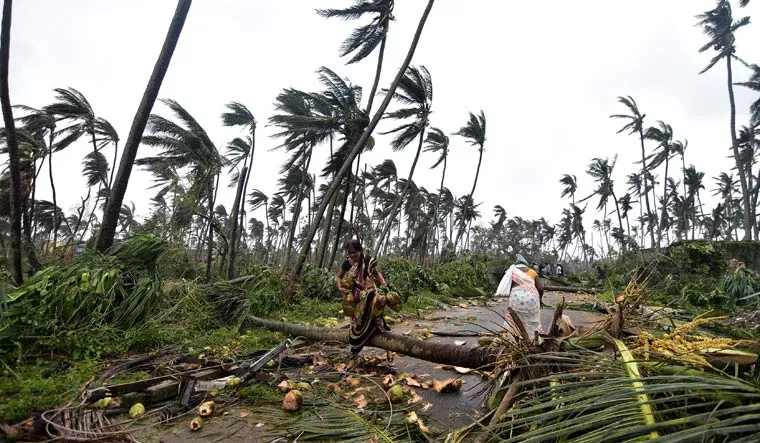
left=316, top=0, right=395, bottom=64
left=423, top=127, right=449, bottom=169
left=380, top=65, right=433, bottom=150
left=221, top=101, right=256, bottom=130
left=559, top=174, right=577, bottom=199
left=696, top=0, right=750, bottom=74
left=454, top=110, right=486, bottom=148
left=610, top=95, right=645, bottom=135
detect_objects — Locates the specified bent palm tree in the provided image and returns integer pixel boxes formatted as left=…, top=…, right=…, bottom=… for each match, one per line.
left=424, top=127, right=449, bottom=257
left=454, top=110, right=486, bottom=246
left=97, top=0, right=192, bottom=252
left=560, top=173, right=578, bottom=204
left=611, top=96, right=656, bottom=248
left=221, top=101, right=256, bottom=278
left=374, top=65, right=433, bottom=252
left=696, top=0, right=752, bottom=239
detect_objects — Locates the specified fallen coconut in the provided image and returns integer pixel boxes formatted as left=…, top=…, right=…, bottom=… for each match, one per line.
left=226, top=377, right=242, bottom=387
left=128, top=403, right=146, bottom=418
left=190, top=417, right=204, bottom=431
left=387, top=384, right=404, bottom=403
left=283, top=390, right=303, bottom=412
left=198, top=400, right=215, bottom=417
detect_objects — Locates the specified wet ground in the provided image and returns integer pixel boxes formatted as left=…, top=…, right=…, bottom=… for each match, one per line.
left=140, top=291, right=608, bottom=442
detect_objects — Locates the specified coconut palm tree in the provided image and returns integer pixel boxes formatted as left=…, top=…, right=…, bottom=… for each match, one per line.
left=317, top=0, right=394, bottom=114
left=293, top=0, right=436, bottom=277
left=374, top=65, right=433, bottom=252
left=696, top=0, right=752, bottom=239
left=423, top=127, right=448, bottom=256
left=97, top=0, right=192, bottom=253
left=713, top=172, right=740, bottom=239
left=221, top=101, right=256, bottom=278
left=454, top=110, right=486, bottom=246
left=136, top=99, right=222, bottom=280
left=611, top=96, right=656, bottom=248
left=645, top=121, right=675, bottom=246
left=584, top=156, right=624, bottom=252
left=0, top=0, right=22, bottom=283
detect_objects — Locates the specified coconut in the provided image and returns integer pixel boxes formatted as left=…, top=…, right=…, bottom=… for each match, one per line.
left=226, top=377, right=242, bottom=387
left=387, top=384, right=404, bottom=403
left=296, top=381, right=312, bottom=391
left=128, top=403, right=146, bottom=418
left=189, top=417, right=204, bottom=431
left=283, top=390, right=303, bottom=412
left=198, top=400, right=215, bottom=417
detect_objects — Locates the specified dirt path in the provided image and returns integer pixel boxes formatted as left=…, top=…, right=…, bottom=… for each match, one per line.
left=137, top=291, right=607, bottom=442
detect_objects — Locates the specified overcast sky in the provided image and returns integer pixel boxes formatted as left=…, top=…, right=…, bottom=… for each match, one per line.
left=2, top=0, right=760, bottom=239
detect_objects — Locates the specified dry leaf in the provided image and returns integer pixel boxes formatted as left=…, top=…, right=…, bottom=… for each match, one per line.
left=326, top=382, right=342, bottom=393
left=420, top=402, right=433, bottom=412
left=354, top=394, right=369, bottom=409
left=347, top=377, right=361, bottom=387
left=453, top=340, right=466, bottom=346
left=458, top=302, right=469, bottom=309
left=406, top=411, right=419, bottom=424
left=418, top=418, right=431, bottom=434
left=407, top=391, right=423, bottom=405
left=382, top=374, right=395, bottom=389
left=255, top=423, right=264, bottom=428
left=432, top=378, right=463, bottom=393
left=406, top=378, right=421, bottom=388
left=420, top=382, right=430, bottom=390
left=238, top=411, right=251, bottom=418
left=313, top=354, right=328, bottom=366
left=454, top=366, right=473, bottom=374
left=402, top=330, right=412, bottom=336
left=367, top=434, right=378, bottom=443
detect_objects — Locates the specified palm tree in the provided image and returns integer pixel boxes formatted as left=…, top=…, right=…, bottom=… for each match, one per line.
left=317, top=0, right=394, bottom=114
left=374, top=65, right=433, bottom=252
left=713, top=172, right=739, bottom=239
left=453, top=110, right=486, bottom=246
left=619, top=193, right=633, bottom=238
left=424, top=127, right=448, bottom=257
left=559, top=174, right=578, bottom=204
left=97, top=0, right=192, bottom=252
left=645, top=121, right=675, bottom=246
left=584, top=156, right=624, bottom=252
left=696, top=0, right=752, bottom=239
left=221, top=101, right=256, bottom=278
left=137, top=99, right=221, bottom=280
left=611, top=96, right=656, bottom=248
left=248, top=188, right=270, bottom=262
left=1, top=0, right=23, bottom=283
left=294, top=0, right=436, bottom=277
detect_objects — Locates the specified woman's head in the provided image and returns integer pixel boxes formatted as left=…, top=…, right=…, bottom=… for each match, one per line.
left=344, top=239, right=363, bottom=260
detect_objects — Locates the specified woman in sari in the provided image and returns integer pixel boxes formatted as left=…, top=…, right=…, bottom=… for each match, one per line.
left=336, top=239, right=401, bottom=364
left=499, top=254, right=544, bottom=340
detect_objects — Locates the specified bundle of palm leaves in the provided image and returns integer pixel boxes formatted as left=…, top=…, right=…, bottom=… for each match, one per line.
left=0, top=235, right=167, bottom=352
left=450, top=340, right=760, bottom=442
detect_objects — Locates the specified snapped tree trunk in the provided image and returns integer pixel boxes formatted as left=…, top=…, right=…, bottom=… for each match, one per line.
left=96, top=0, right=192, bottom=252
left=293, top=0, right=436, bottom=277
left=240, top=316, right=499, bottom=369
left=226, top=165, right=247, bottom=279
left=1, top=0, right=23, bottom=284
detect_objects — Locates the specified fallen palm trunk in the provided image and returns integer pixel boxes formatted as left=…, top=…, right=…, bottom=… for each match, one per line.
left=241, top=315, right=501, bottom=369
left=543, top=285, right=600, bottom=294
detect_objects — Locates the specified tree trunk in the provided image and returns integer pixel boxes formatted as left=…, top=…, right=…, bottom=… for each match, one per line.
left=240, top=316, right=499, bottom=369
left=205, top=178, right=216, bottom=281
left=226, top=165, right=247, bottom=279
left=1, top=0, right=23, bottom=284
left=375, top=129, right=425, bottom=253
left=364, top=34, right=387, bottom=115
left=329, top=181, right=350, bottom=269
left=431, top=154, right=447, bottom=261
left=657, top=157, right=670, bottom=248
left=455, top=146, right=484, bottom=247
left=96, top=0, right=192, bottom=252
left=637, top=128, right=656, bottom=249
left=317, top=192, right=337, bottom=268
left=48, top=128, right=59, bottom=251
left=293, top=0, right=436, bottom=277
left=21, top=196, right=40, bottom=274
left=284, top=150, right=313, bottom=268
left=726, top=56, right=753, bottom=240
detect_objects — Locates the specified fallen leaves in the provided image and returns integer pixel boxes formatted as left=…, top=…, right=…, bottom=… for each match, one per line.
left=453, top=340, right=466, bottom=346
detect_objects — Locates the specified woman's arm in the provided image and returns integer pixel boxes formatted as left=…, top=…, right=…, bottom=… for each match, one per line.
left=336, top=268, right=348, bottom=293
left=373, top=268, right=388, bottom=289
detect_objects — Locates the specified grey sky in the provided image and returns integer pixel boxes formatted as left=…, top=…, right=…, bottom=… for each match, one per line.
left=3, top=0, right=760, bottom=241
